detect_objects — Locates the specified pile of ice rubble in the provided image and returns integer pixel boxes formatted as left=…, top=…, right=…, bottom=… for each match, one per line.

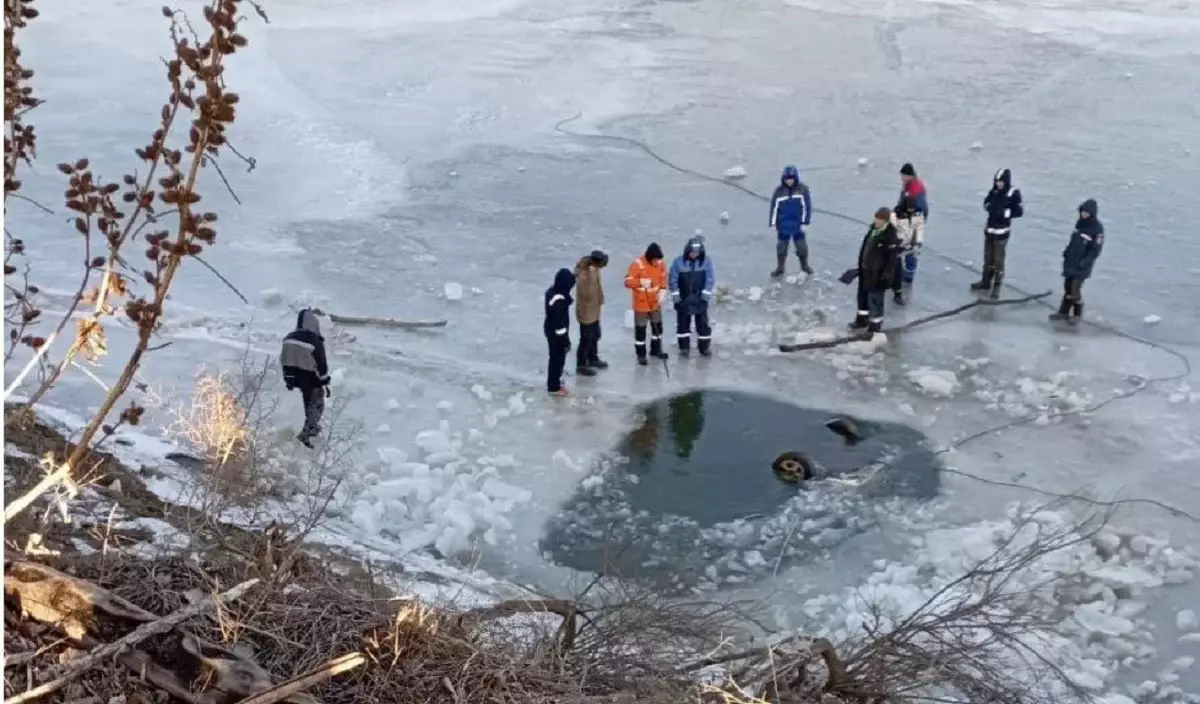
left=540, top=453, right=899, bottom=591
left=795, top=503, right=1199, bottom=704
left=344, top=414, right=535, bottom=557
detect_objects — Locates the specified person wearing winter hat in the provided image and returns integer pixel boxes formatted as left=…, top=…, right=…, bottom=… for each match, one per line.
left=1050, top=199, right=1103, bottom=325
left=544, top=268, right=576, bottom=397
left=768, top=165, right=814, bottom=277
left=573, top=249, right=609, bottom=376
left=898, top=163, right=929, bottom=218
left=840, top=207, right=901, bottom=336
left=974, top=167, right=1024, bottom=299
left=668, top=235, right=716, bottom=357
left=624, top=243, right=670, bottom=366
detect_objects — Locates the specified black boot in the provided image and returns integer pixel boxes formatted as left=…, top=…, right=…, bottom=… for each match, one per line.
left=770, top=252, right=785, bottom=278
left=1069, top=301, right=1083, bottom=325
left=649, top=323, right=669, bottom=360
left=1049, top=297, right=1071, bottom=322
left=848, top=314, right=869, bottom=331
left=576, top=365, right=597, bottom=377
left=589, top=356, right=609, bottom=370
left=698, top=340, right=712, bottom=357
left=798, top=255, right=814, bottom=276
left=988, top=277, right=1003, bottom=300
left=866, top=320, right=883, bottom=337
left=970, top=270, right=993, bottom=292
left=637, top=353, right=649, bottom=366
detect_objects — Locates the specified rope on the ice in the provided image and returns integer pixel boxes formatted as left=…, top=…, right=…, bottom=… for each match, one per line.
left=554, top=113, right=1198, bottom=523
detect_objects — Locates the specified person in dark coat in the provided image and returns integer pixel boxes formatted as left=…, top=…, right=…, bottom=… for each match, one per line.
left=280, top=308, right=331, bottom=448
left=544, top=268, right=576, bottom=396
left=768, top=165, right=814, bottom=277
left=1050, top=199, right=1104, bottom=325
left=668, top=236, right=716, bottom=356
left=973, top=168, right=1024, bottom=299
left=844, top=207, right=901, bottom=335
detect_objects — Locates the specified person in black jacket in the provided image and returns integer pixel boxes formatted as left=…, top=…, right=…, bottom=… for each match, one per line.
left=544, top=268, right=576, bottom=397
left=843, top=207, right=900, bottom=335
left=280, top=308, right=331, bottom=448
left=1050, top=199, right=1104, bottom=325
left=973, top=168, right=1024, bottom=299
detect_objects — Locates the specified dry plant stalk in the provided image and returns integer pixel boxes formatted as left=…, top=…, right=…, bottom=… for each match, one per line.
left=3, top=0, right=266, bottom=525
left=172, top=369, right=251, bottom=468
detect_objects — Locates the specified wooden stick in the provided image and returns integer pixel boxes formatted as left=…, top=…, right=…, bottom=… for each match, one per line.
left=327, top=313, right=447, bottom=329
left=234, top=652, right=366, bottom=704
left=4, top=578, right=260, bottom=704
left=779, top=291, right=1051, bottom=353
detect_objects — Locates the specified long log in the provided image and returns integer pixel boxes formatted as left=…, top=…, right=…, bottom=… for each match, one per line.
left=327, top=313, right=447, bottom=329
left=779, top=291, right=1051, bottom=353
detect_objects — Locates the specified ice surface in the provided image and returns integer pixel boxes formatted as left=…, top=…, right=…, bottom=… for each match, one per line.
left=9, top=0, right=1200, bottom=694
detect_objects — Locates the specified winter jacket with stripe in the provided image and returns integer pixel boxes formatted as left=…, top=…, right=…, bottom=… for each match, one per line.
left=544, top=268, right=575, bottom=343
left=983, top=169, right=1024, bottom=237
left=769, top=182, right=812, bottom=240
left=669, top=238, right=716, bottom=315
left=1062, top=199, right=1104, bottom=280
left=280, top=308, right=330, bottom=389
left=624, top=256, right=668, bottom=314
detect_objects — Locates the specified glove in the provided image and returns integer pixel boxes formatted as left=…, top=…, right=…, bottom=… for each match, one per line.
left=838, top=268, right=859, bottom=285
left=656, top=289, right=668, bottom=306
left=324, top=386, right=331, bottom=398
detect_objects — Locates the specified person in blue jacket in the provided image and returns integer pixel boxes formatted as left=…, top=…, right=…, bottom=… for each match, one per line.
left=768, top=165, right=814, bottom=277
left=669, top=236, right=716, bottom=356
left=544, top=268, right=576, bottom=396
left=1050, top=199, right=1104, bottom=325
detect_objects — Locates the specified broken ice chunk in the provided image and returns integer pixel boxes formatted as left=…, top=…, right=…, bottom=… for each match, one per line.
left=723, top=165, right=747, bottom=180
left=444, top=282, right=464, bottom=301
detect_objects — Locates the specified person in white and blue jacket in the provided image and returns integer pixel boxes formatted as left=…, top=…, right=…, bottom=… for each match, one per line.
left=973, top=167, right=1024, bottom=299
left=768, top=165, right=814, bottom=277
left=669, top=236, right=716, bottom=357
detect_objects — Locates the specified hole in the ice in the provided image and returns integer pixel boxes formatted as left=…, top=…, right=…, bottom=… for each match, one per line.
left=539, top=389, right=942, bottom=590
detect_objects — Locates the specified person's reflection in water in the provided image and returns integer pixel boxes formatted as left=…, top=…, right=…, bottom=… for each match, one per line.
left=669, top=391, right=705, bottom=461
left=626, top=406, right=660, bottom=468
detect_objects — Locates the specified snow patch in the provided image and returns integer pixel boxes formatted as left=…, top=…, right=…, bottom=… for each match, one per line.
left=907, top=367, right=959, bottom=398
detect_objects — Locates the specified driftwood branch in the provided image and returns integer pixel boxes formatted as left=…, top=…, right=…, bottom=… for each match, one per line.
left=327, top=313, right=447, bottom=329
left=779, top=290, right=1051, bottom=352
left=4, top=574, right=260, bottom=704
left=234, top=652, right=366, bottom=704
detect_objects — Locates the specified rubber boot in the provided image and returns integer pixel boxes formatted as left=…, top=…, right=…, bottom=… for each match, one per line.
left=867, top=320, right=883, bottom=337
left=848, top=314, right=869, bottom=331
left=988, top=277, right=1003, bottom=300
left=798, top=255, right=814, bottom=276
left=576, top=365, right=596, bottom=377
left=1049, top=297, right=1071, bottom=322
left=1068, top=301, right=1083, bottom=325
left=649, top=323, right=669, bottom=360
left=770, top=252, right=786, bottom=278
left=589, top=355, right=609, bottom=370
left=698, top=339, right=712, bottom=357
left=970, top=270, right=993, bottom=292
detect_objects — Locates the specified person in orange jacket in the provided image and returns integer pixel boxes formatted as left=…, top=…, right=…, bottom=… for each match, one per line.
left=624, top=243, right=670, bottom=366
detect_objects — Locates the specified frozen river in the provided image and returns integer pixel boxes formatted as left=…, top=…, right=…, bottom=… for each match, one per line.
left=10, top=0, right=1200, bottom=698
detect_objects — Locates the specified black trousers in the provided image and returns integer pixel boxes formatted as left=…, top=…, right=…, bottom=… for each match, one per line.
left=675, top=305, right=712, bottom=353
left=546, top=336, right=568, bottom=392
left=1063, top=276, right=1084, bottom=302
left=576, top=321, right=601, bottom=368
left=298, top=385, right=325, bottom=439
